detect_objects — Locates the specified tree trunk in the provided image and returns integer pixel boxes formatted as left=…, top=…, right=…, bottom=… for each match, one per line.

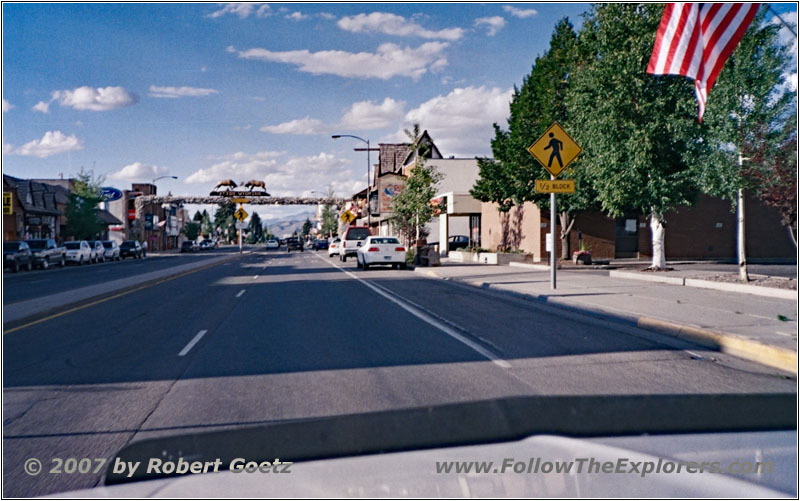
left=650, top=213, right=666, bottom=270
left=737, top=188, right=749, bottom=281
left=499, top=210, right=511, bottom=252
left=559, top=211, right=575, bottom=260
left=788, top=225, right=797, bottom=248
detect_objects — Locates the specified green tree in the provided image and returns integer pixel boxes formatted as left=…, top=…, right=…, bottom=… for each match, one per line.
left=214, top=201, right=236, bottom=242
left=321, top=187, right=339, bottom=237
left=697, top=6, right=795, bottom=278
left=183, top=221, right=201, bottom=241
left=200, top=210, right=213, bottom=237
left=390, top=124, right=443, bottom=244
left=472, top=18, right=594, bottom=255
left=64, top=168, right=106, bottom=240
left=192, top=210, right=203, bottom=222
left=302, top=217, right=312, bottom=238
left=248, top=211, right=263, bottom=243
left=567, top=3, right=704, bottom=269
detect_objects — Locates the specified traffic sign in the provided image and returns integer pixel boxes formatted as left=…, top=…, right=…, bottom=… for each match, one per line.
left=234, top=207, right=248, bottom=221
left=340, top=210, right=356, bottom=224
left=535, top=179, right=575, bottom=193
left=527, top=122, right=582, bottom=178
left=3, top=192, right=12, bottom=215
left=235, top=221, right=248, bottom=230
left=232, top=197, right=250, bottom=204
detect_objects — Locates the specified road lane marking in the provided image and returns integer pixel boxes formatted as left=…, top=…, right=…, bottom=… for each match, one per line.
left=236, top=289, right=246, bottom=298
left=253, top=275, right=259, bottom=280
left=178, top=330, right=208, bottom=356
left=313, top=254, right=511, bottom=369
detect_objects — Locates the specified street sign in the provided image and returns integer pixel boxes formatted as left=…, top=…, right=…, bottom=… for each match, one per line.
left=234, top=207, right=248, bottom=221
left=3, top=192, right=12, bottom=215
left=341, top=210, right=356, bottom=224
left=527, top=122, right=583, bottom=178
left=99, top=187, right=123, bottom=202
left=232, top=197, right=250, bottom=204
left=235, top=221, right=248, bottom=230
left=535, top=179, right=575, bottom=193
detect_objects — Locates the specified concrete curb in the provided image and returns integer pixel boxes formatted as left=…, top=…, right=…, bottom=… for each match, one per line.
left=609, top=270, right=797, bottom=300
left=4, top=251, right=249, bottom=327
left=508, top=262, right=551, bottom=271
left=415, top=268, right=797, bottom=375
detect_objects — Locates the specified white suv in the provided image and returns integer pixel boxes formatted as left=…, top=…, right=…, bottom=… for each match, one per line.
left=339, top=227, right=371, bottom=262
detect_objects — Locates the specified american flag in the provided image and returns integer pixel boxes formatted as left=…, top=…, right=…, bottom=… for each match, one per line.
left=647, top=3, right=760, bottom=121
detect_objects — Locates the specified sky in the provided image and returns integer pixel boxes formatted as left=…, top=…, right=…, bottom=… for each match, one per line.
left=2, top=2, right=797, bottom=221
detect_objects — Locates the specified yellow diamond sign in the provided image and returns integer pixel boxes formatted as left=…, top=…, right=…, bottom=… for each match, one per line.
left=234, top=207, right=248, bottom=221
left=340, top=210, right=356, bottom=224
left=527, top=122, right=582, bottom=178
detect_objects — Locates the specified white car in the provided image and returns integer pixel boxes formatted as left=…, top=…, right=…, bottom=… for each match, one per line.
left=64, top=240, right=92, bottom=265
left=356, top=236, right=407, bottom=270
left=265, top=239, right=279, bottom=250
left=88, top=240, right=106, bottom=263
left=102, top=240, right=121, bottom=261
left=328, top=238, right=341, bottom=258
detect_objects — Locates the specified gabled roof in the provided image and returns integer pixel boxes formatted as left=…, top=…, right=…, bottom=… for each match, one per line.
left=3, top=175, right=61, bottom=215
left=402, top=130, right=443, bottom=166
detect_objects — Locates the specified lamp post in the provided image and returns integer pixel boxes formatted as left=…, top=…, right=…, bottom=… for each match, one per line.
left=150, top=176, right=178, bottom=251
left=332, top=134, right=371, bottom=228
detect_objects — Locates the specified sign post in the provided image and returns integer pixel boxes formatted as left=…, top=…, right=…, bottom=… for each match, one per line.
left=234, top=205, right=249, bottom=253
left=527, top=122, right=583, bottom=290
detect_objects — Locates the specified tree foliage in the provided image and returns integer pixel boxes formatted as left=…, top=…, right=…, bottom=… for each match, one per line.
left=214, top=201, right=236, bottom=242
left=248, top=211, right=263, bottom=243
left=321, top=187, right=339, bottom=237
left=64, top=168, right=106, bottom=240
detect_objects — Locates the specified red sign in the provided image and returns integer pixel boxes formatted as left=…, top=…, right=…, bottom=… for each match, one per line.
left=128, top=209, right=136, bottom=220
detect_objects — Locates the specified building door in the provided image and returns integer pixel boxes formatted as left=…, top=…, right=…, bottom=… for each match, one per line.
left=469, top=215, right=481, bottom=248
left=615, top=216, right=639, bottom=258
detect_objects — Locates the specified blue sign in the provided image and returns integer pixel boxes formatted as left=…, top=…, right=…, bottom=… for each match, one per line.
left=100, top=187, right=123, bottom=202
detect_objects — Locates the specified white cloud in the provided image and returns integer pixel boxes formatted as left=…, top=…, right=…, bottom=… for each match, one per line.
left=503, top=5, right=538, bottom=19
left=185, top=151, right=285, bottom=184
left=474, top=16, right=506, bottom=36
left=148, top=85, right=220, bottom=98
left=286, top=12, right=309, bottom=21
left=236, top=42, right=449, bottom=81
left=109, top=162, right=169, bottom=181
left=771, top=12, right=798, bottom=94
left=185, top=150, right=361, bottom=198
left=13, top=130, right=84, bottom=158
left=207, top=3, right=271, bottom=19
left=2, top=99, right=13, bottom=112
left=337, top=12, right=464, bottom=40
left=339, top=97, right=405, bottom=130
left=260, top=117, right=328, bottom=135
left=37, top=86, right=137, bottom=112
left=318, top=12, right=336, bottom=20
left=3, top=143, right=14, bottom=154
left=396, top=86, right=512, bottom=156
left=33, top=100, right=50, bottom=113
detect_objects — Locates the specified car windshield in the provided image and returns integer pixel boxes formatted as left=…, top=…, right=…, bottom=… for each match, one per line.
left=4, top=242, right=21, bottom=251
left=3, top=3, right=798, bottom=499
left=25, top=240, right=46, bottom=250
left=346, top=228, right=370, bottom=240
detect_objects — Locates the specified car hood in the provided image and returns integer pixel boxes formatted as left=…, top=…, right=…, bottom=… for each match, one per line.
left=51, top=432, right=794, bottom=498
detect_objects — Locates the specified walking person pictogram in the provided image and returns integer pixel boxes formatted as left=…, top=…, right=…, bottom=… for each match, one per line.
left=543, top=132, right=563, bottom=169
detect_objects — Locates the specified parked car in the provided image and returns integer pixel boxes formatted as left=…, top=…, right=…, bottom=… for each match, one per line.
left=356, top=236, right=407, bottom=270
left=285, top=237, right=304, bottom=252
left=181, top=240, right=197, bottom=253
left=265, top=239, right=279, bottom=250
left=4, top=241, right=33, bottom=272
left=448, top=235, right=470, bottom=251
left=312, top=239, right=329, bottom=251
left=120, top=240, right=144, bottom=259
left=328, top=238, right=341, bottom=258
left=26, top=238, right=66, bottom=269
left=87, top=240, right=106, bottom=263
left=339, top=226, right=371, bottom=262
left=64, top=240, right=93, bottom=265
left=101, top=240, right=121, bottom=261
left=199, top=240, right=214, bottom=251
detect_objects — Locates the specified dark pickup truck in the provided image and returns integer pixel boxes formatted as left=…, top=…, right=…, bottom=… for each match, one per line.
left=25, top=238, right=66, bottom=269
left=285, top=237, right=304, bottom=252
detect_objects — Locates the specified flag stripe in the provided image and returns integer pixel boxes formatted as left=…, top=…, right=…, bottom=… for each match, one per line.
left=647, top=2, right=760, bottom=122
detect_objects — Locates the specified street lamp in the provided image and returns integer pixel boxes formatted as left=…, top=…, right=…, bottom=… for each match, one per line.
left=332, top=134, right=371, bottom=228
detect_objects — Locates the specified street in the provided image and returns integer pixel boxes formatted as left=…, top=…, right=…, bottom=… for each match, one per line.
left=3, top=249, right=795, bottom=497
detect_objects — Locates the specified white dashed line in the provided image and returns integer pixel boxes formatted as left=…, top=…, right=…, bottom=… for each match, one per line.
left=178, top=330, right=208, bottom=356
left=236, top=289, right=246, bottom=298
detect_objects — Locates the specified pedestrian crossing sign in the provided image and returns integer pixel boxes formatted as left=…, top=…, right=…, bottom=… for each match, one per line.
left=341, top=210, right=356, bottom=224
left=527, top=122, right=582, bottom=178
left=234, top=207, right=248, bottom=221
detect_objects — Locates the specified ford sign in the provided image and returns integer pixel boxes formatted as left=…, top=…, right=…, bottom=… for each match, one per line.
left=100, top=187, right=123, bottom=202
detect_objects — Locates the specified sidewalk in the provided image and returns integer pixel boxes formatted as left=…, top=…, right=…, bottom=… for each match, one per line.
left=414, top=262, right=798, bottom=374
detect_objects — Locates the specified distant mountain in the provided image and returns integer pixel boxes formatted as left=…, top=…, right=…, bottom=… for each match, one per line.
left=262, top=209, right=316, bottom=238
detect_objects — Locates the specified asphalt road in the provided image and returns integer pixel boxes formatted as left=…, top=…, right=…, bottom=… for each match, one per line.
left=3, top=249, right=795, bottom=496
left=2, top=248, right=231, bottom=305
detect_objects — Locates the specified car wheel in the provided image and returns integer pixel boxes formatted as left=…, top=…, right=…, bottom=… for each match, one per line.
left=41, top=259, right=49, bottom=270
left=60, top=256, right=66, bottom=267
left=400, top=263, right=407, bottom=270
left=340, top=254, right=346, bottom=262
left=362, top=261, right=369, bottom=270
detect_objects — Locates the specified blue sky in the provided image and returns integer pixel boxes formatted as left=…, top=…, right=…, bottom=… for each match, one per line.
left=2, top=2, right=796, bottom=220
